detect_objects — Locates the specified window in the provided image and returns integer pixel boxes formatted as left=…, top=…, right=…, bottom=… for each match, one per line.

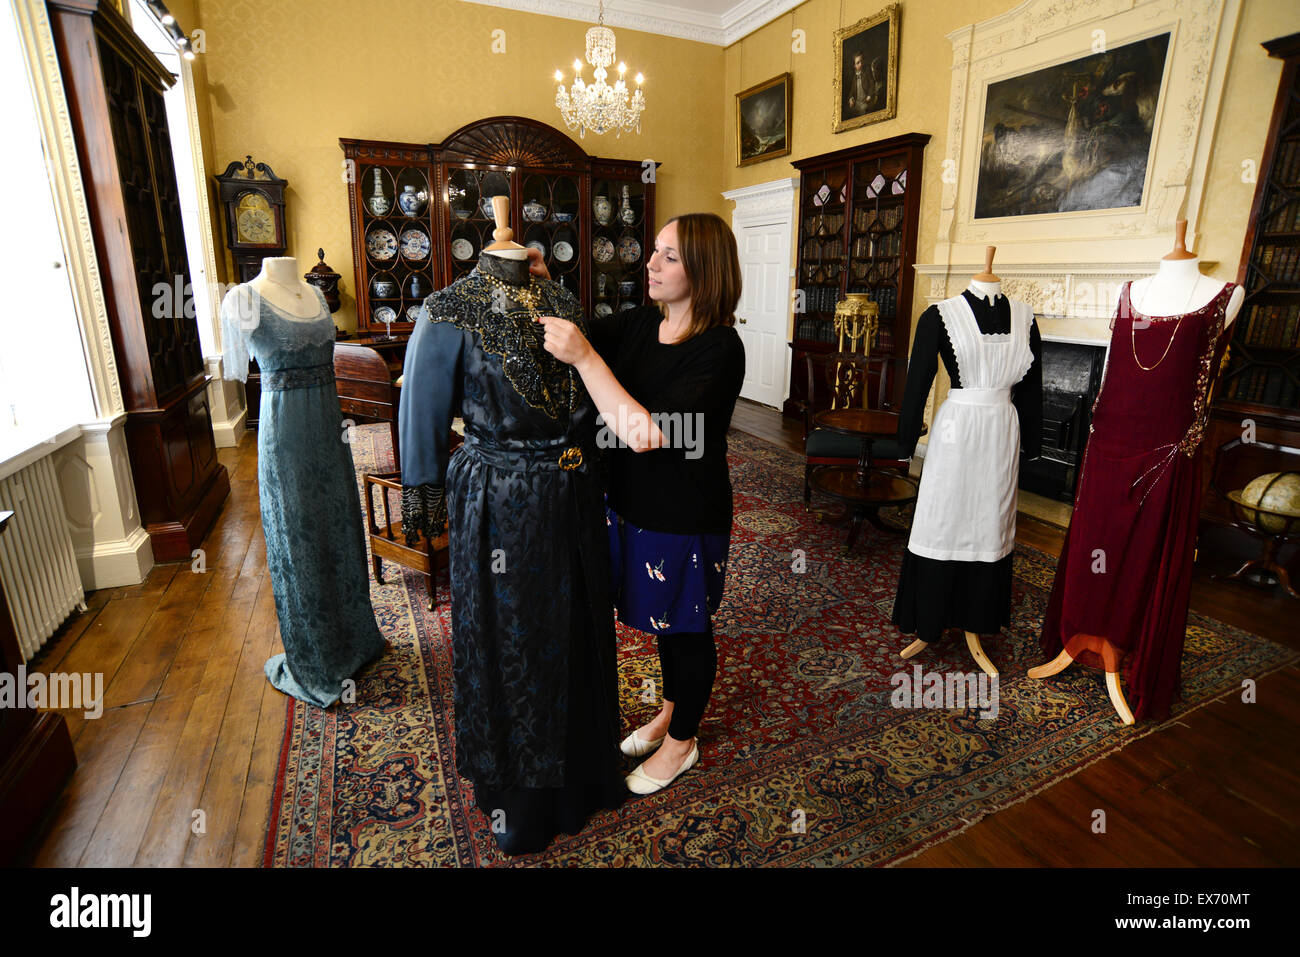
left=0, top=2, right=95, bottom=463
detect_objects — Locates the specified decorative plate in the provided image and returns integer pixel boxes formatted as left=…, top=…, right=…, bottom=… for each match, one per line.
left=526, top=240, right=546, bottom=258
left=373, top=306, right=397, bottom=324
left=406, top=305, right=423, bottom=321
left=593, top=237, right=615, bottom=263
left=553, top=240, right=574, bottom=262
left=594, top=302, right=613, bottom=318
left=366, top=228, right=398, bottom=261
left=618, top=236, right=641, bottom=263
left=451, top=237, right=474, bottom=260
left=400, top=228, right=430, bottom=260
left=618, top=301, right=637, bottom=311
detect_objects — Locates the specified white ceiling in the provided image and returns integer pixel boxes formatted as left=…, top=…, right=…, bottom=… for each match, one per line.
left=459, top=0, right=806, bottom=47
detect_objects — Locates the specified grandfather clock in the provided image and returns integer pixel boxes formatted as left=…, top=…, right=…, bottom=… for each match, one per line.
left=214, top=156, right=287, bottom=426
left=215, top=155, right=288, bottom=281
left=48, top=0, right=228, bottom=561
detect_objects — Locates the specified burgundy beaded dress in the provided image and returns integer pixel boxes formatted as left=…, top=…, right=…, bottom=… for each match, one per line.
left=1040, top=280, right=1236, bottom=720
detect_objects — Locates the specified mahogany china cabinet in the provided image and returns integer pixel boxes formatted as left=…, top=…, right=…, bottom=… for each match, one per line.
left=341, top=115, right=658, bottom=338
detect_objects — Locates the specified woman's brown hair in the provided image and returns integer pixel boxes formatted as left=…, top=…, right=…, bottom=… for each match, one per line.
left=658, top=212, right=743, bottom=341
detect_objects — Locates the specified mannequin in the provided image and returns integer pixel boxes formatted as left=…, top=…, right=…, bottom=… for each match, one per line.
left=248, top=256, right=322, bottom=320
left=1128, top=222, right=1244, bottom=327
left=1033, top=220, right=1241, bottom=723
left=894, top=245, right=1041, bottom=679
left=398, top=194, right=625, bottom=855
left=220, top=254, right=386, bottom=709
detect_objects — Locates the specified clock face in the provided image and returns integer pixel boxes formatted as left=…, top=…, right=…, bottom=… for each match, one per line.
left=235, top=191, right=276, bottom=244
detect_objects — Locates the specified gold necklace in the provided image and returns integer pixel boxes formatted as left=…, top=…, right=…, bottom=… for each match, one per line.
left=1129, top=280, right=1198, bottom=372
left=482, top=272, right=541, bottom=316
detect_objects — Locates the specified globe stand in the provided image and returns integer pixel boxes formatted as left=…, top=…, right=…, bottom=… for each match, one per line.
left=1215, top=494, right=1300, bottom=600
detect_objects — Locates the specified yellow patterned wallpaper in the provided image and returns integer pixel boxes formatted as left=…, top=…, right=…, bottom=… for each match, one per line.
left=176, top=0, right=726, bottom=331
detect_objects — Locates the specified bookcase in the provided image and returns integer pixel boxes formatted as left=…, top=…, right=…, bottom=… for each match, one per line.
left=787, top=133, right=929, bottom=418
left=1203, top=31, right=1300, bottom=533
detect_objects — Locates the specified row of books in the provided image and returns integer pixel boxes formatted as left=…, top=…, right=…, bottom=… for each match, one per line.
left=801, top=284, right=843, bottom=314
left=1257, top=243, right=1300, bottom=281
left=1224, top=367, right=1299, bottom=409
left=853, top=205, right=903, bottom=232
left=1262, top=191, right=1300, bottom=234
left=792, top=283, right=900, bottom=319
left=1269, top=136, right=1300, bottom=189
left=803, top=237, right=844, bottom=260
left=1238, top=302, right=1300, bottom=349
left=852, top=230, right=902, bottom=259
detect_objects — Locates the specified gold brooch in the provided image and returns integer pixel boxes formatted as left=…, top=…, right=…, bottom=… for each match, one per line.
left=558, top=447, right=583, bottom=470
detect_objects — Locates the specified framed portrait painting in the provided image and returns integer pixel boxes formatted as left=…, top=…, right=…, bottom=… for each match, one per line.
left=833, top=5, right=899, bottom=134
left=737, top=72, right=792, bottom=167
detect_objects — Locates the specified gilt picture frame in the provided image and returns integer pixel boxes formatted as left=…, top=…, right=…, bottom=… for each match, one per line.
left=833, top=5, right=899, bottom=134
left=737, top=72, right=792, bottom=167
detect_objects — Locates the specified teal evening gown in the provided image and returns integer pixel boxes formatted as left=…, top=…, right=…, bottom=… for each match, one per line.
left=221, top=284, right=386, bottom=708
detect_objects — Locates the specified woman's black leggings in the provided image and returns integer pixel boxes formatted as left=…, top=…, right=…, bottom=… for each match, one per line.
left=656, top=620, right=717, bottom=741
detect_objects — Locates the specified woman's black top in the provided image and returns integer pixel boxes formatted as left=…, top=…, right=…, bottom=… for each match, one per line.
left=588, top=305, right=746, bottom=535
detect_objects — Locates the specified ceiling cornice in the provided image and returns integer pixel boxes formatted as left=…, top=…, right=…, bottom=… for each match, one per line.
left=458, top=0, right=805, bottom=47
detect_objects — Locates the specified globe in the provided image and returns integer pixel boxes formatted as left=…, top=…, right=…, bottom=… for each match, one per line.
left=1229, top=471, right=1300, bottom=534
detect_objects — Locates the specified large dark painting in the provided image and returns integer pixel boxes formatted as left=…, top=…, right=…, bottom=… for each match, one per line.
left=737, top=72, right=791, bottom=167
left=974, top=33, right=1170, bottom=219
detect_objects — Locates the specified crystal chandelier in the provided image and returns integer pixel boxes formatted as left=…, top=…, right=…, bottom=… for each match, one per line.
left=554, top=1, right=645, bottom=138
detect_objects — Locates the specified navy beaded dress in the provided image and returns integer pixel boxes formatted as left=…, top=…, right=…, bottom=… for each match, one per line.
left=398, top=252, right=626, bottom=855
left=221, top=284, right=386, bottom=709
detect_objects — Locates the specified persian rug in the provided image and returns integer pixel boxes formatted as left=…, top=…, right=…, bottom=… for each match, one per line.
left=264, top=424, right=1298, bottom=866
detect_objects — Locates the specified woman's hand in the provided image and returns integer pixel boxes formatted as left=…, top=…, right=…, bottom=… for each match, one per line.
left=525, top=246, right=551, bottom=281
left=536, top=315, right=593, bottom=367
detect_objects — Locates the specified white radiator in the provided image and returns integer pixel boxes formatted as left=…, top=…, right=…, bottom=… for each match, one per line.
left=0, top=454, right=87, bottom=661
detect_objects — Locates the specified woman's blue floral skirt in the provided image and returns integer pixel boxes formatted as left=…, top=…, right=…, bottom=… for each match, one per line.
left=606, top=503, right=729, bottom=636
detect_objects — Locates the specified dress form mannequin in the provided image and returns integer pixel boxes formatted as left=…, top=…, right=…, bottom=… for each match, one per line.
left=1129, top=221, right=1244, bottom=327
left=898, top=245, right=1004, bottom=679
left=482, top=195, right=529, bottom=263
left=1029, top=220, right=1240, bottom=724
left=248, top=256, right=321, bottom=320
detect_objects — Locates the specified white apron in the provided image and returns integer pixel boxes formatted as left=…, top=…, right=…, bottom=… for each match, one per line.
left=906, top=293, right=1035, bottom=562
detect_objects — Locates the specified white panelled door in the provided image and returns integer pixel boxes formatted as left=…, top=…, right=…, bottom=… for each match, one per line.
left=735, top=221, right=790, bottom=407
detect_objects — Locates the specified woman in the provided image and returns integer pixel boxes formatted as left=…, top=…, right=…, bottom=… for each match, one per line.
left=536, top=212, right=745, bottom=794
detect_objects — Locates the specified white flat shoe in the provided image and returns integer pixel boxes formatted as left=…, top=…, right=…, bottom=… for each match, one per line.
left=625, top=742, right=699, bottom=795
left=619, top=727, right=665, bottom=757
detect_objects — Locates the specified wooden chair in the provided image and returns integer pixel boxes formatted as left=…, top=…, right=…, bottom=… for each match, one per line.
left=362, top=432, right=462, bottom=611
left=801, top=352, right=908, bottom=510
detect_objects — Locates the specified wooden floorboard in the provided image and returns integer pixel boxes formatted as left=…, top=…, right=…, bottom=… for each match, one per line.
left=19, top=402, right=1299, bottom=867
